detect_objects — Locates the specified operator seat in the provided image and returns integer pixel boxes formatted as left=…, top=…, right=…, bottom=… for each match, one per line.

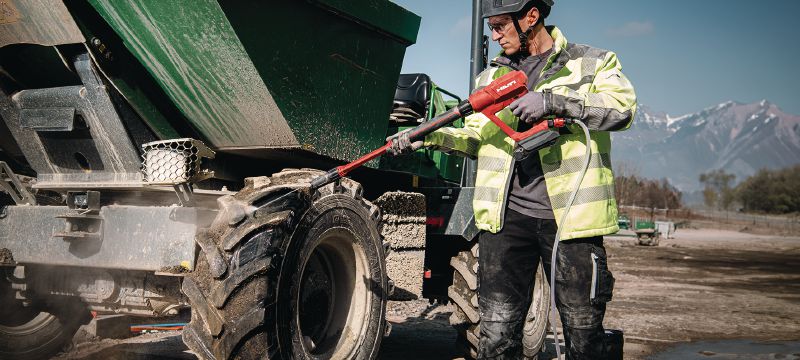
left=391, top=73, right=432, bottom=124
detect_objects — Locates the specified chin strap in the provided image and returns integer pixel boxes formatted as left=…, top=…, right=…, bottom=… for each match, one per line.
left=511, top=17, right=535, bottom=55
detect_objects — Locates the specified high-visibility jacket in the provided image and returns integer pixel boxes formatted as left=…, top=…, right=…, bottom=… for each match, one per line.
left=424, top=26, right=636, bottom=240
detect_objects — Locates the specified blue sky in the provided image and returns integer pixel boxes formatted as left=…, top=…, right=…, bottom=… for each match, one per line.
left=393, top=0, right=800, bottom=116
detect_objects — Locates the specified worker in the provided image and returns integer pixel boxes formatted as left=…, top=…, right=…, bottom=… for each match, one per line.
left=387, top=0, right=636, bottom=358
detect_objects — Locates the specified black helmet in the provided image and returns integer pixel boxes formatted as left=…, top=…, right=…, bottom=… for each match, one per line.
left=481, top=0, right=554, bottom=19
left=482, top=0, right=553, bottom=54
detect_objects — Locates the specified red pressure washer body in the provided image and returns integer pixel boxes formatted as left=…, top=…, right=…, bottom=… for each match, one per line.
left=309, top=71, right=570, bottom=190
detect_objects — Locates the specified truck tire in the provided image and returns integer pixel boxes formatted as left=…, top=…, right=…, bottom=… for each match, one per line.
left=182, top=169, right=387, bottom=360
left=1, top=269, right=88, bottom=360
left=448, top=243, right=550, bottom=359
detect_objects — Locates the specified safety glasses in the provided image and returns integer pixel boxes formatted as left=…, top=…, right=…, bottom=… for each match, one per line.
left=487, top=20, right=513, bottom=35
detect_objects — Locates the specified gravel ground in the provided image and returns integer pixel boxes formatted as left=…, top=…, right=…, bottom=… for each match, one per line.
left=56, top=228, right=800, bottom=359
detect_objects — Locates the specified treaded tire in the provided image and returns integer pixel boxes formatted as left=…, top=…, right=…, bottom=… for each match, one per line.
left=182, top=169, right=387, bottom=360
left=448, top=243, right=550, bottom=359
left=0, top=268, right=89, bottom=360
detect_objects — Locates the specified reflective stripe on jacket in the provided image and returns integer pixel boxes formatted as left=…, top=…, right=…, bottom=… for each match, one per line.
left=424, top=26, right=637, bottom=240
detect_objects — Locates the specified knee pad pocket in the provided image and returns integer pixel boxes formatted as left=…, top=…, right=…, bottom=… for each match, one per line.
left=561, top=304, right=605, bottom=329
left=479, top=296, right=529, bottom=322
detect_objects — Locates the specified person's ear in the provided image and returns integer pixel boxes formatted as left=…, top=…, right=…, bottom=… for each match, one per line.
left=525, top=6, right=540, bottom=26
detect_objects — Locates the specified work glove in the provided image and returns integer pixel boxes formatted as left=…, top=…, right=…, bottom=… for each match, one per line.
left=509, top=92, right=547, bottom=124
left=386, top=128, right=423, bottom=156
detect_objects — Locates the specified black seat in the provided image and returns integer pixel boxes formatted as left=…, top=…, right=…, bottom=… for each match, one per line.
left=391, top=73, right=432, bottom=123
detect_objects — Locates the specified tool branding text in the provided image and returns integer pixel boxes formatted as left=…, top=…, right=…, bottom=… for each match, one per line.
left=496, top=80, right=518, bottom=94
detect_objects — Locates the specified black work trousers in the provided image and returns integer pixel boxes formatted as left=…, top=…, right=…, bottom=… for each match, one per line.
left=477, top=209, right=615, bottom=360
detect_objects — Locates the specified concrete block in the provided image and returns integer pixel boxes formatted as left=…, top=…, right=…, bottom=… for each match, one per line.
left=376, top=191, right=426, bottom=250
left=374, top=192, right=425, bottom=218
left=386, top=250, right=424, bottom=301
left=381, top=221, right=426, bottom=250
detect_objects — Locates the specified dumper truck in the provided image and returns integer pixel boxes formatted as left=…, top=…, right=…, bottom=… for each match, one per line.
left=0, top=1, right=549, bottom=359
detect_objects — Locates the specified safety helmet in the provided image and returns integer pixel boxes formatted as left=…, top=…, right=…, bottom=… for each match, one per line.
left=481, top=0, right=553, bottom=19
left=482, top=0, right=553, bottom=54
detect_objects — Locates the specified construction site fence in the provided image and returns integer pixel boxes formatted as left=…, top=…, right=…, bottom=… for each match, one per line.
left=618, top=205, right=800, bottom=236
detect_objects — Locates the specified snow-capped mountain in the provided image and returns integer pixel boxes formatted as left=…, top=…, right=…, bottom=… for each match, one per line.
left=612, top=100, right=800, bottom=191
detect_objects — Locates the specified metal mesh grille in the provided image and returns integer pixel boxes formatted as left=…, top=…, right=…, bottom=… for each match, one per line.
left=141, top=139, right=211, bottom=184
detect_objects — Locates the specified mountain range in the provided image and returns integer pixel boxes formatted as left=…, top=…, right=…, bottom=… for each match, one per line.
left=611, top=100, right=800, bottom=192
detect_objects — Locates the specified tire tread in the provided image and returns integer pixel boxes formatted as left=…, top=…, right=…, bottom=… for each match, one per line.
left=183, top=169, right=383, bottom=360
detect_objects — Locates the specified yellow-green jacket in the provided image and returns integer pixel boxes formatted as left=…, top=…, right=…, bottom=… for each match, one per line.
left=424, top=26, right=636, bottom=240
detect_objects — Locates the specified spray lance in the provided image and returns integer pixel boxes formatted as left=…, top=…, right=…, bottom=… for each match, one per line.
left=309, top=70, right=570, bottom=191
left=308, top=71, right=594, bottom=358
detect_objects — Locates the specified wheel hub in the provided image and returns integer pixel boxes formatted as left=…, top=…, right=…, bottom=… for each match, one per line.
left=297, top=228, right=370, bottom=357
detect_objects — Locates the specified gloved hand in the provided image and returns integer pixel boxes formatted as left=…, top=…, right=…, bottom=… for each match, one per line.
left=386, top=128, right=423, bottom=156
left=509, top=92, right=546, bottom=124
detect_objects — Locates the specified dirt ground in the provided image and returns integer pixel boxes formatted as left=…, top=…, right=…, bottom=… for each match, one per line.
left=603, top=229, right=800, bottom=359
left=56, top=228, right=800, bottom=359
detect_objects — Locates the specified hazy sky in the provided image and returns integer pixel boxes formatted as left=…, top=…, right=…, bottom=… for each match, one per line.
left=393, top=0, right=800, bottom=116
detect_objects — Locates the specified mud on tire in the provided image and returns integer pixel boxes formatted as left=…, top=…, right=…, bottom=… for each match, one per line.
left=448, top=243, right=550, bottom=359
left=182, top=169, right=387, bottom=360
